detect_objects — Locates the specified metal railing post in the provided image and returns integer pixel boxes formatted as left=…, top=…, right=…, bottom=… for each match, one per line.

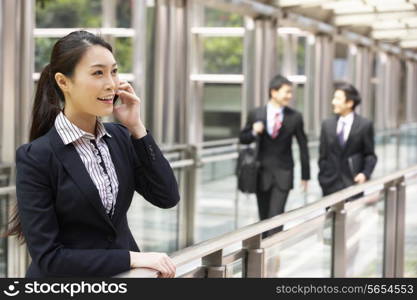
left=395, top=179, right=406, bottom=277
left=243, top=234, right=264, bottom=278
left=202, top=250, right=226, bottom=278
left=383, top=183, right=397, bottom=277
left=331, top=202, right=347, bottom=277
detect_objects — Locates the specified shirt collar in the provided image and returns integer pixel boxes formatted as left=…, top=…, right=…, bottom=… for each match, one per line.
left=338, top=112, right=354, bottom=124
left=54, top=111, right=112, bottom=145
left=267, top=102, right=284, bottom=115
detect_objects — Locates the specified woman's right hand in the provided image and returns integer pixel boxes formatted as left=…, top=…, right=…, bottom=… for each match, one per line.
left=129, top=251, right=176, bottom=278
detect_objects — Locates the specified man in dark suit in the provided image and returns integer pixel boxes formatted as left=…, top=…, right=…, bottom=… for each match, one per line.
left=318, top=82, right=377, bottom=197
left=239, top=75, right=310, bottom=234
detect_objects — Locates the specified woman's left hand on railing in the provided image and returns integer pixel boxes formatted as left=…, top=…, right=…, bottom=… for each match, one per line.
left=129, top=251, right=176, bottom=278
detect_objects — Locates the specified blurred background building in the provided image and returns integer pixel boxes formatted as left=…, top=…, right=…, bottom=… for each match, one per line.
left=1, top=0, right=417, bottom=278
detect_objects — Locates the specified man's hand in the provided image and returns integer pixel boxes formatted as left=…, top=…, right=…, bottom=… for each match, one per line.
left=354, top=173, right=367, bottom=184
left=252, top=121, right=264, bottom=135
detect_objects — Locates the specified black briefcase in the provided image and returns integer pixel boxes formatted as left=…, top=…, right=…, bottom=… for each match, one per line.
left=236, top=139, right=259, bottom=194
left=348, top=153, right=364, bottom=177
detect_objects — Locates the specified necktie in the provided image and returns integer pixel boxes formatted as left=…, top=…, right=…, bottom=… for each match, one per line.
left=338, top=121, right=346, bottom=146
left=271, top=112, right=282, bottom=139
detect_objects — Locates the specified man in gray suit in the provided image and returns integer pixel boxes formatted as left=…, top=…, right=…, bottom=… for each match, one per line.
left=239, top=75, right=310, bottom=235
left=318, top=82, right=377, bottom=197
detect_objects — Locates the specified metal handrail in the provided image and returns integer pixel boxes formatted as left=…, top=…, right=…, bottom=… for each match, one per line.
left=145, top=164, right=417, bottom=274
left=0, top=186, right=15, bottom=195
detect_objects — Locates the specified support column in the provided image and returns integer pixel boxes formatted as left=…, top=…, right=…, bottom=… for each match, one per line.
left=405, top=60, right=417, bottom=123
left=1, top=0, right=34, bottom=277
left=308, top=34, right=334, bottom=136
left=132, top=0, right=148, bottom=125
left=242, top=17, right=277, bottom=126
left=349, top=45, right=372, bottom=119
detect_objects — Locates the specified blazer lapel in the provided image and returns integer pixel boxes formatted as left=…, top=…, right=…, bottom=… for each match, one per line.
left=280, top=106, right=289, bottom=134
left=331, top=115, right=343, bottom=151
left=47, top=127, right=116, bottom=233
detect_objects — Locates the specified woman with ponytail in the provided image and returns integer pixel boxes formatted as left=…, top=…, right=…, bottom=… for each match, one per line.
left=9, top=30, right=179, bottom=278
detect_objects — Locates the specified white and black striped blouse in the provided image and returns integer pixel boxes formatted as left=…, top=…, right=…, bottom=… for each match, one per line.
left=54, top=112, right=119, bottom=217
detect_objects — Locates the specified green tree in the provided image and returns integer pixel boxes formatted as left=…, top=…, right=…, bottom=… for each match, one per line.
left=36, top=0, right=101, bottom=28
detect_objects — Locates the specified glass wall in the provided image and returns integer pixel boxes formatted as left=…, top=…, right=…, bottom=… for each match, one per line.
left=195, top=6, right=244, bottom=141
left=333, top=42, right=349, bottom=81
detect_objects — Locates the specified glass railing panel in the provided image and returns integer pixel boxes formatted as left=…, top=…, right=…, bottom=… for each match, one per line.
left=345, top=192, right=384, bottom=277
left=263, top=215, right=332, bottom=277
left=225, top=258, right=244, bottom=278
left=195, top=151, right=238, bottom=242
left=398, top=125, right=417, bottom=169
left=404, top=177, right=417, bottom=277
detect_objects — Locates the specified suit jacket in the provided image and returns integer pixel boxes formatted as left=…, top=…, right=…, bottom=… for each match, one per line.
left=318, top=113, right=377, bottom=196
left=16, top=123, right=180, bottom=278
left=239, top=105, right=310, bottom=191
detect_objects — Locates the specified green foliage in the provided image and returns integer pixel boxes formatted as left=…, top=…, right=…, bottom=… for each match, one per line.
left=115, top=38, right=132, bottom=73
left=35, top=38, right=59, bottom=72
left=204, top=37, right=243, bottom=74
left=202, top=7, right=244, bottom=74
left=36, top=0, right=101, bottom=28
left=204, top=7, right=243, bottom=27
left=115, top=0, right=131, bottom=28
left=297, top=36, right=306, bottom=75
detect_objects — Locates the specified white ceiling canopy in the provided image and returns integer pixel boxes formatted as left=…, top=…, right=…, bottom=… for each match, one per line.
left=277, top=0, right=417, bottom=50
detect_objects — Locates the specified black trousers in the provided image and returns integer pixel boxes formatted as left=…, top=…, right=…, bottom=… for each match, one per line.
left=256, top=185, right=289, bottom=237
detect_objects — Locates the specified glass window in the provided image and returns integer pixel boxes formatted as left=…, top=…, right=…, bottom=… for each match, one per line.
left=203, top=37, right=243, bottom=74
left=114, top=37, right=132, bottom=73
left=115, top=0, right=132, bottom=28
left=36, top=0, right=102, bottom=28
left=35, top=38, right=59, bottom=72
left=204, top=7, right=243, bottom=27
left=277, top=35, right=285, bottom=74
left=203, top=83, right=241, bottom=141
left=333, top=42, right=349, bottom=81
left=294, top=84, right=305, bottom=113
left=297, top=36, right=306, bottom=75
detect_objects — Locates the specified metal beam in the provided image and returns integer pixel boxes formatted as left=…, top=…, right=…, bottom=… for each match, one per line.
left=401, top=40, right=417, bottom=48
left=193, top=0, right=280, bottom=18
left=372, top=29, right=417, bottom=40
left=334, top=11, right=417, bottom=26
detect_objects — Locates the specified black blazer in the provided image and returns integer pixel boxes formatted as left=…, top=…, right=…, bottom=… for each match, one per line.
left=318, top=114, right=377, bottom=196
left=239, top=105, right=310, bottom=191
left=16, top=123, right=180, bottom=278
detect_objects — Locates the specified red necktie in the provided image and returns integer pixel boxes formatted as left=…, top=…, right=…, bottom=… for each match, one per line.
left=271, top=112, right=282, bottom=139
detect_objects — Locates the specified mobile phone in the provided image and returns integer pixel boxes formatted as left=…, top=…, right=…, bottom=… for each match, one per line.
left=113, top=94, right=119, bottom=105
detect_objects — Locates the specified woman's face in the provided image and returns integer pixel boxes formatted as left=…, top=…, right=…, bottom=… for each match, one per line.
left=64, top=45, right=119, bottom=117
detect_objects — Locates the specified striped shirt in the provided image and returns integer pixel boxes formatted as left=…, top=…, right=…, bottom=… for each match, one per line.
left=54, top=112, right=119, bottom=216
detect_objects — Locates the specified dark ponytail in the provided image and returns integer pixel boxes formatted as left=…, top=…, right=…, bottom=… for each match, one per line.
left=29, top=64, right=62, bottom=141
left=4, top=30, right=113, bottom=242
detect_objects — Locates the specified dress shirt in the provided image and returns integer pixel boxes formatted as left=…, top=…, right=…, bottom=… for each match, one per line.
left=267, top=102, right=284, bottom=136
left=54, top=112, right=119, bottom=216
left=337, top=112, right=354, bottom=143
